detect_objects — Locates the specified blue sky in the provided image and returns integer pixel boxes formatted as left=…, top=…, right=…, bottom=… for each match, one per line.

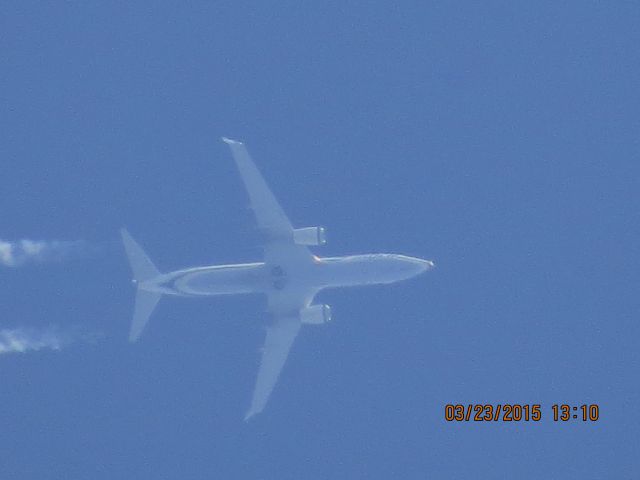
left=1, top=2, right=639, bottom=478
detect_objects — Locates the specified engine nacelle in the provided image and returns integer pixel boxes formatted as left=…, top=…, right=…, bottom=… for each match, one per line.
left=300, top=304, right=332, bottom=325
left=293, top=226, right=327, bottom=246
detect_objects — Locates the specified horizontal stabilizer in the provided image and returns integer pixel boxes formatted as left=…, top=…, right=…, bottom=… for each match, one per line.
left=120, top=228, right=162, bottom=342
left=120, top=228, right=160, bottom=282
left=129, top=289, right=161, bottom=342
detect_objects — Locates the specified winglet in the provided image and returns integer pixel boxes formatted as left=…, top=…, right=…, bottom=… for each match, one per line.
left=221, top=136, right=243, bottom=145
left=243, top=409, right=258, bottom=422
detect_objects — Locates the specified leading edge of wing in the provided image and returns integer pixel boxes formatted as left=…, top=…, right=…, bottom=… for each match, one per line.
left=221, top=137, right=293, bottom=239
left=244, top=315, right=301, bottom=421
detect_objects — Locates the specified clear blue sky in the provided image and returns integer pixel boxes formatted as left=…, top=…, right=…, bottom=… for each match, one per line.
left=1, top=2, right=638, bottom=478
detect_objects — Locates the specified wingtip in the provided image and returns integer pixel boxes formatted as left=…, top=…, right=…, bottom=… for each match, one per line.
left=243, top=411, right=255, bottom=422
left=243, top=407, right=261, bottom=422
left=120, top=227, right=134, bottom=243
left=221, top=136, right=243, bottom=145
left=128, top=326, right=142, bottom=343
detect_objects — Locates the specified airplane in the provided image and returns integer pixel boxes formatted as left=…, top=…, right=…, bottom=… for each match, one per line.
left=120, top=137, right=435, bottom=420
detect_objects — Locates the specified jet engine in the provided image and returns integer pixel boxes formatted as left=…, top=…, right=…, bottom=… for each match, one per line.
left=293, top=226, right=327, bottom=246
left=300, top=304, right=332, bottom=325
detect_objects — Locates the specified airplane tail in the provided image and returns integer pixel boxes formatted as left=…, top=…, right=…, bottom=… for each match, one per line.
left=120, top=228, right=162, bottom=342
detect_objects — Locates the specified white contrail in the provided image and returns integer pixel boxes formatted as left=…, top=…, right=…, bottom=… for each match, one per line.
left=0, top=239, right=91, bottom=267
left=0, top=326, right=101, bottom=355
left=0, top=327, right=66, bottom=354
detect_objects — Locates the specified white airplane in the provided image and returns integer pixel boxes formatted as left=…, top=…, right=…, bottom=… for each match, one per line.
left=121, top=138, right=434, bottom=420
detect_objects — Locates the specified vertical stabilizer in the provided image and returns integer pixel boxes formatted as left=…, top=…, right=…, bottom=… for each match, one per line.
left=120, top=228, right=162, bottom=342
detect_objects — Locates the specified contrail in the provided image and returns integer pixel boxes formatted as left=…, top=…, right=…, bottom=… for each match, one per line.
left=0, top=239, right=94, bottom=267
left=0, top=327, right=66, bottom=354
left=0, top=326, right=101, bottom=355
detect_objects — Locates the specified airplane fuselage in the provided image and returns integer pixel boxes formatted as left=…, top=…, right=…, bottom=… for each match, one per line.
left=140, top=254, right=434, bottom=299
left=122, top=138, right=436, bottom=420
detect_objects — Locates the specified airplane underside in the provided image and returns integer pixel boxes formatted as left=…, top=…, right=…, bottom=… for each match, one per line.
left=121, top=138, right=434, bottom=420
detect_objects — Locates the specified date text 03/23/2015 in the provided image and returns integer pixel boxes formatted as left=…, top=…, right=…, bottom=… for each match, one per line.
left=444, top=404, right=600, bottom=422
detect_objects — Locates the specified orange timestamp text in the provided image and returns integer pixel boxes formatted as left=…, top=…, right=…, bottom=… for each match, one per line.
left=444, top=404, right=600, bottom=422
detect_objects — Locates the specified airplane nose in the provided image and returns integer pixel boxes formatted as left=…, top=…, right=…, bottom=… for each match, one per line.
left=396, top=256, right=435, bottom=277
left=420, top=259, right=435, bottom=271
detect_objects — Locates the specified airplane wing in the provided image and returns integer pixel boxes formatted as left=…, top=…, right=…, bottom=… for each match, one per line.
left=222, top=137, right=311, bottom=265
left=223, top=138, right=318, bottom=419
left=222, top=137, right=293, bottom=240
left=244, top=286, right=319, bottom=421
left=244, top=314, right=301, bottom=421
